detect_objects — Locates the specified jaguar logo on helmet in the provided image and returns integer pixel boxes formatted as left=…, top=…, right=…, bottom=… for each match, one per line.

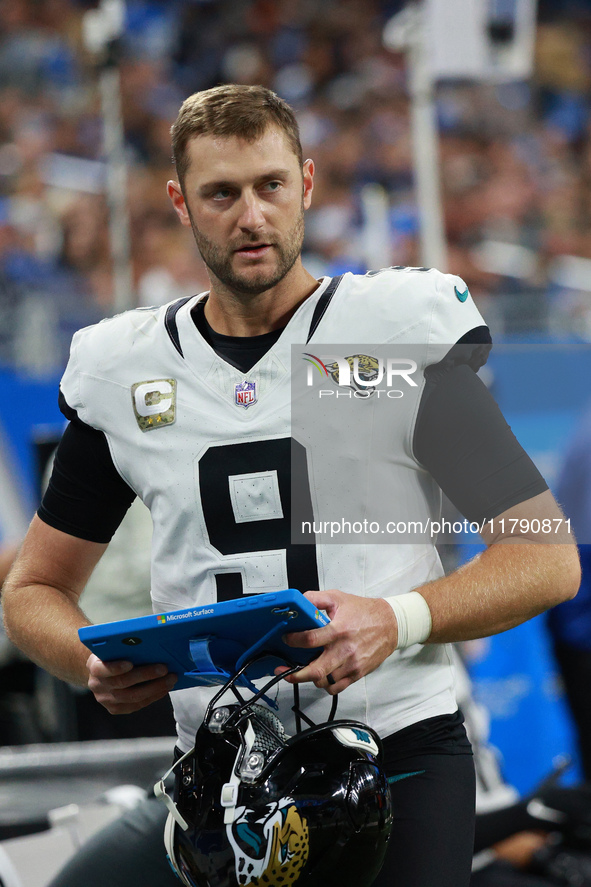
left=227, top=797, right=309, bottom=886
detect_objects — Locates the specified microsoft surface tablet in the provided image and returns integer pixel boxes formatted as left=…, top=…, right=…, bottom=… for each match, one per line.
left=78, top=589, right=329, bottom=691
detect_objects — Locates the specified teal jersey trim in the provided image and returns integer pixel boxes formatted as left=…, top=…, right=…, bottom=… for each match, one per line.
left=387, top=769, right=426, bottom=784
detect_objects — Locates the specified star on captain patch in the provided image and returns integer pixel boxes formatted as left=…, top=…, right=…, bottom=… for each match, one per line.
left=234, top=379, right=257, bottom=408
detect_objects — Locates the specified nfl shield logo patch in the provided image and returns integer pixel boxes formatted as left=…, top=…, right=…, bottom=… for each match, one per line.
left=234, top=379, right=257, bottom=408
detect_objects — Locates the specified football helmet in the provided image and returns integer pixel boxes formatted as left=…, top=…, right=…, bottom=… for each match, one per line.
left=156, top=660, right=392, bottom=887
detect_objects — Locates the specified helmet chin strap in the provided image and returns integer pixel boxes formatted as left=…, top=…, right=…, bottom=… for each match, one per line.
left=162, top=809, right=194, bottom=887
left=220, top=720, right=256, bottom=825
left=154, top=749, right=193, bottom=831
left=156, top=751, right=197, bottom=887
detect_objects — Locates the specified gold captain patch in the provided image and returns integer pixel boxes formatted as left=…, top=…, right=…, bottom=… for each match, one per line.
left=132, top=379, right=176, bottom=431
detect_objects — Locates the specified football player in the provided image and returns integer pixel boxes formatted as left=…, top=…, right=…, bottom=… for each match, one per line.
left=2, top=85, right=580, bottom=887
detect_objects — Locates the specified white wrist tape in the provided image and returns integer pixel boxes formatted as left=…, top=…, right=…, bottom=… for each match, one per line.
left=385, top=591, right=432, bottom=649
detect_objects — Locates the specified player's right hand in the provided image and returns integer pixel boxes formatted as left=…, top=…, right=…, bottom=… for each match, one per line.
left=86, top=653, right=177, bottom=714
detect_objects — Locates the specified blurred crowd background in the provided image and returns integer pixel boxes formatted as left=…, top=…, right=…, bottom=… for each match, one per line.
left=1, top=0, right=591, bottom=375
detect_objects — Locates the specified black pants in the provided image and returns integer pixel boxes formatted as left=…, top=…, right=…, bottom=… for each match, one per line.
left=374, top=710, right=476, bottom=887
left=552, top=641, right=591, bottom=781
left=47, top=712, right=475, bottom=887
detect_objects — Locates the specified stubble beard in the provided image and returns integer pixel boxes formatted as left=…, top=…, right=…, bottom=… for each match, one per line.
left=188, top=208, right=305, bottom=298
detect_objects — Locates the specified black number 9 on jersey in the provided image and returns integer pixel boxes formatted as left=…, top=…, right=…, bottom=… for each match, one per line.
left=199, top=437, right=319, bottom=602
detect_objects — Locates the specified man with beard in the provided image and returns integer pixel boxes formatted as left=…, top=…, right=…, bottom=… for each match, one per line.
left=2, top=85, right=579, bottom=887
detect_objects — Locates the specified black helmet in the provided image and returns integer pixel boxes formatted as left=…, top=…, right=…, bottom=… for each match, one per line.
left=156, top=662, right=392, bottom=887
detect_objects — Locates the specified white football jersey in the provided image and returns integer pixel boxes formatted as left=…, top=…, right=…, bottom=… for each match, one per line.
left=61, top=268, right=486, bottom=751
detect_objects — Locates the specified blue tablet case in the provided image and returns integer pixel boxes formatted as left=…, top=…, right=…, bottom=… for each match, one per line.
left=78, top=589, right=329, bottom=692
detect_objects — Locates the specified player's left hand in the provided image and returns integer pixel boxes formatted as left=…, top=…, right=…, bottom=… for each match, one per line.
left=275, top=589, right=398, bottom=694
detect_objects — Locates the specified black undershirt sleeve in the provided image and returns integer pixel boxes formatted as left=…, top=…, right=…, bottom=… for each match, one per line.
left=414, top=337, right=548, bottom=524
left=38, top=406, right=136, bottom=544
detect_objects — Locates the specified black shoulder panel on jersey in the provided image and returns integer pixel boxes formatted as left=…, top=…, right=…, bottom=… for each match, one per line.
left=38, top=420, right=136, bottom=543
left=306, top=275, right=344, bottom=343
left=414, top=362, right=548, bottom=524
left=456, top=325, right=492, bottom=347
left=415, top=325, right=492, bottom=439
left=424, top=326, right=492, bottom=386
left=58, top=388, right=79, bottom=422
left=165, top=296, right=193, bottom=358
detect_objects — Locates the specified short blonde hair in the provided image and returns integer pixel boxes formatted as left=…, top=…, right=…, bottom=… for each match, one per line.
left=171, top=84, right=303, bottom=188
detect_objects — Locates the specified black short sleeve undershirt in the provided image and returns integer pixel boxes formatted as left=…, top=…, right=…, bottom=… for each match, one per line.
left=38, top=324, right=548, bottom=542
left=413, top=363, right=548, bottom=523
left=38, top=413, right=136, bottom=544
